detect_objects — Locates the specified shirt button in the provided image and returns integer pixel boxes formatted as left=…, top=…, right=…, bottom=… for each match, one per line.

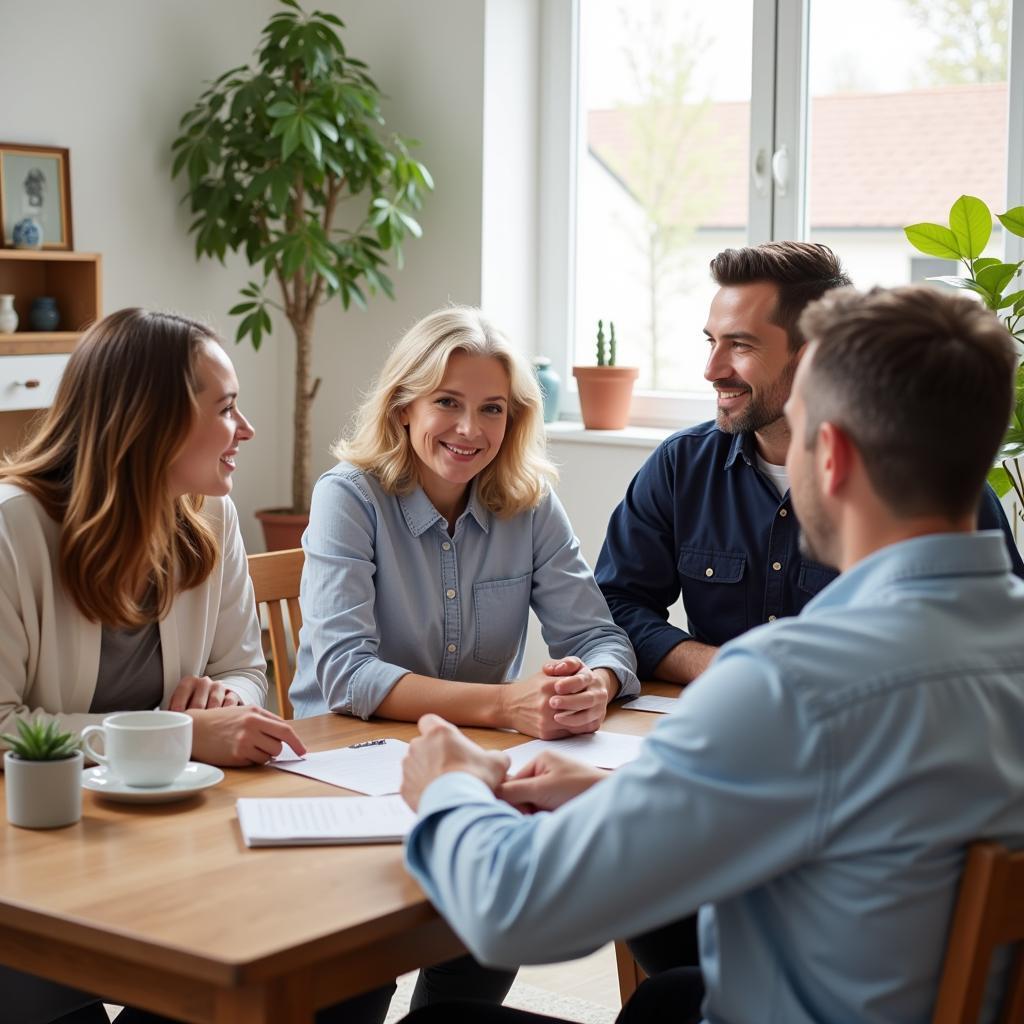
left=447, top=643, right=457, bottom=653
left=705, top=567, right=714, bottom=577
left=442, top=542, right=451, bottom=551
left=446, top=588, right=456, bottom=599
left=772, top=561, right=782, bottom=571
left=779, top=508, right=788, bottom=517
left=768, top=614, right=777, bottom=622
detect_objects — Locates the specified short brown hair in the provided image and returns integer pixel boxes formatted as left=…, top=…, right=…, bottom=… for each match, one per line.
left=0, top=308, right=220, bottom=626
left=710, top=242, right=851, bottom=350
left=798, top=285, right=1016, bottom=519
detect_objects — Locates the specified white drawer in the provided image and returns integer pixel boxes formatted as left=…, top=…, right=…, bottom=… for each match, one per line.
left=0, top=354, right=70, bottom=412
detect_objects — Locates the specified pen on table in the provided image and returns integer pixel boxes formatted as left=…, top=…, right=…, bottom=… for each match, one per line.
left=348, top=738, right=388, bottom=749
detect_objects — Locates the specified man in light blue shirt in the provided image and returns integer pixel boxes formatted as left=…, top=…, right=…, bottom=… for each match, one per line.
left=398, top=285, right=1024, bottom=1024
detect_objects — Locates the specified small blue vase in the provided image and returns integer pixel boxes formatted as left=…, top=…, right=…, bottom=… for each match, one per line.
left=12, top=215, right=42, bottom=250
left=532, top=357, right=561, bottom=423
left=29, top=297, right=60, bottom=332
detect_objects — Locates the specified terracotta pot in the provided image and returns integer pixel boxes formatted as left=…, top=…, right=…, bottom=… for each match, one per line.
left=255, top=508, right=309, bottom=552
left=572, top=366, right=639, bottom=429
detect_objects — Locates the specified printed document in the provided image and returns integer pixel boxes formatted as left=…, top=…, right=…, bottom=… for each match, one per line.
left=504, top=730, right=645, bottom=776
left=269, top=738, right=408, bottom=796
left=237, top=794, right=415, bottom=846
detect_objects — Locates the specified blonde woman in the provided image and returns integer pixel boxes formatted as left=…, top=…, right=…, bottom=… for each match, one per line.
left=289, top=305, right=638, bottom=1016
left=0, top=308, right=308, bottom=1024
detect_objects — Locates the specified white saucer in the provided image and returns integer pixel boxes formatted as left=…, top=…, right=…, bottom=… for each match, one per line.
left=82, top=762, right=224, bottom=804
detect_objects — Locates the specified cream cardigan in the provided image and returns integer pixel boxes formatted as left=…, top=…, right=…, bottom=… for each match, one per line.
left=0, top=484, right=267, bottom=738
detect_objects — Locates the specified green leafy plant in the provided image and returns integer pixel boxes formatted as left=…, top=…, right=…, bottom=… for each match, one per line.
left=905, top=194, right=1024, bottom=510
left=171, top=0, right=433, bottom=514
left=595, top=319, right=618, bottom=366
left=2, top=719, right=79, bottom=761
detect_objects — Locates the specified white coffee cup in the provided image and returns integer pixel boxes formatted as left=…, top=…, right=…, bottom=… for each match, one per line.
left=81, top=710, right=192, bottom=787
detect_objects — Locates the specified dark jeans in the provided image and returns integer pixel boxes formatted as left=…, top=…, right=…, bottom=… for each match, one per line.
left=58, top=953, right=514, bottom=1024
left=399, top=966, right=705, bottom=1024
left=626, top=912, right=700, bottom=977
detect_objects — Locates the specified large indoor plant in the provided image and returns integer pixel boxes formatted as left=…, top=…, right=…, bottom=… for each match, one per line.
left=171, top=0, right=432, bottom=546
left=905, top=195, right=1024, bottom=533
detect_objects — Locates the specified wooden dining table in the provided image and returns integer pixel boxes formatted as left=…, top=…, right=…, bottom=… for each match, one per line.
left=0, top=685, right=675, bottom=1024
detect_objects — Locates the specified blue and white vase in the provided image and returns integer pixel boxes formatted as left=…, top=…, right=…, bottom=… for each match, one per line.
left=532, top=357, right=561, bottom=423
left=12, top=215, right=42, bottom=250
left=29, top=297, right=60, bottom=332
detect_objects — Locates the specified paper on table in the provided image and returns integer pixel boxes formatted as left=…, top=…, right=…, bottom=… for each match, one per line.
left=623, top=694, right=680, bottom=715
left=236, top=794, right=415, bottom=847
left=504, top=730, right=645, bottom=776
left=269, top=738, right=408, bottom=796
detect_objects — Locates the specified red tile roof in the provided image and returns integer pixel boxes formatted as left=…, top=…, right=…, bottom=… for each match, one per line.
left=588, top=83, right=1008, bottom=230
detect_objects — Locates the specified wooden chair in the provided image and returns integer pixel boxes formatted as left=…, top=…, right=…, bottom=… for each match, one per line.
left=247, top=548, right=304, bottom=720
left=615, top=940, right=647, bottom=1005
left=932, top=842, right=1024, bottom=1024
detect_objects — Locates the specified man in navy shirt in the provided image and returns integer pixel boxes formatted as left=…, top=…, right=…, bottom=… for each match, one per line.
left=596, top=241, right=1023, bottom=686
left=594, top=241, right=1024, bottom=977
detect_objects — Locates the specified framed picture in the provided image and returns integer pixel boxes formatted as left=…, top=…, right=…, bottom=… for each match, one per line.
left=0, top=143, right=73, bottom=250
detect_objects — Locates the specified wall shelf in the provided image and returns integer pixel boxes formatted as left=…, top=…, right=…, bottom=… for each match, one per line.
left=0, top=250, right=102, bottom=451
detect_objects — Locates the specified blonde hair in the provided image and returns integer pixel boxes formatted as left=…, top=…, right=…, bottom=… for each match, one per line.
left=336, top=306, right=557, bottom=517
left=0, top=308, right=220, bottom=627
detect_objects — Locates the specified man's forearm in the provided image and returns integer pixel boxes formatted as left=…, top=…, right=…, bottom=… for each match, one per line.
left=653, top=640, right=718, bottom=684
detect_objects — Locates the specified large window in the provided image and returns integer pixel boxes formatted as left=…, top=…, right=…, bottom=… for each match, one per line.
left=545, top=0, right=1023, bottom=426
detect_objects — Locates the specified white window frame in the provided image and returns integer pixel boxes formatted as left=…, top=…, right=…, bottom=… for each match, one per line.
left=539, top=0, right=1023, bottom=429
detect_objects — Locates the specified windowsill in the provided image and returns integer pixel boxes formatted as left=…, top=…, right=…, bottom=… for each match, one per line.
left=544, top=419, right=675, bottom=449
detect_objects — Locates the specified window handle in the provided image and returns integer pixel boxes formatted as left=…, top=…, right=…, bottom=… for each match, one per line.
left=752, top=147, right=770, bottom=197
left=771, top=145, right=790, bottom=197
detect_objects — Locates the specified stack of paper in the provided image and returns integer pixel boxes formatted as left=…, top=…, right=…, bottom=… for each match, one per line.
left=236, top=794, right=415, bottom=847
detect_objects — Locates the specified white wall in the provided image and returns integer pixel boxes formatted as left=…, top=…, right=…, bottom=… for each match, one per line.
left=0, top=0, right=488, bottom=551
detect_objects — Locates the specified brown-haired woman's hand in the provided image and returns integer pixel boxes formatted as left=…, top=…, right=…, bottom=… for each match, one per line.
left=169, top=675, right=244, bottom=710
left=186, top=706, right=307, bottom=767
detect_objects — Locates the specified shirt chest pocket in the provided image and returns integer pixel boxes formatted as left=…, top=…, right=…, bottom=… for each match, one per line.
left=676, top=546, right=749, bottom=641
left=473, top=573, right=532, bottom=666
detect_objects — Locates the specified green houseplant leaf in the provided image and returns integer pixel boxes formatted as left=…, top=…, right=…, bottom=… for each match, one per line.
left=170, top=0, right=433, bottom=515
left=948, top=195, right=992, bottom=260
left=2, top=718, right=80, bottom=760
left=997, top=207, right=1024, bottom=239
left=904, top=223, right=962, bottom=260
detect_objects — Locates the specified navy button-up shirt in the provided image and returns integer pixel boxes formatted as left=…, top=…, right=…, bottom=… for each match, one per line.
left=596, top=421, right=1024, bottom=679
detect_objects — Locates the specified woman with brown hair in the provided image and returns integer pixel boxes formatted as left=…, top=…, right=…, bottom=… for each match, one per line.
left=0, top=307, right=305, bottom=1024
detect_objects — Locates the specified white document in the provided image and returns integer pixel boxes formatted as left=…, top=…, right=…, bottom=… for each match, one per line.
left=236, top=794, right=415, bottom=847
left=504, top=730, right=645, bottom=776
left=623, top=694, right=680, bottom=715
left=268, top=738, right=408, bottom=796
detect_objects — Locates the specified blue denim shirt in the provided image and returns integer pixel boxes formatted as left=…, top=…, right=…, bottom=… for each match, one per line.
left=596, top=421, right=1024, bottom=677
left=407, top=531, right=1024, bottom=1024
left=289, top=464, right=638, bottom=720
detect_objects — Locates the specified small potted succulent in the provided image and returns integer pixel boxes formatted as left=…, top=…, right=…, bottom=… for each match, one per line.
left=3, top=718, right=83, bottom=829
left=573, top=320, right=639, bottom=429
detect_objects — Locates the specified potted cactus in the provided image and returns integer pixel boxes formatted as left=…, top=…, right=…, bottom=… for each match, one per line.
left=3, top=718, right=83, bottom=829
left=572, top=320, right=639, bottom=429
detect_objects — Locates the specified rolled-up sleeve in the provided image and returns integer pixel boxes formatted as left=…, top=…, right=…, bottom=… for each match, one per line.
left=301, top=471, right=410, bottom=719
left=531, top=490, right=639, bottom=697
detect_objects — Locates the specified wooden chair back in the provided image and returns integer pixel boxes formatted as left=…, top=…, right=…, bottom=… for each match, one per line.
left=247, top=548, right=304, bottom=720
left=933, top=841, right=1024, bottom=1024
